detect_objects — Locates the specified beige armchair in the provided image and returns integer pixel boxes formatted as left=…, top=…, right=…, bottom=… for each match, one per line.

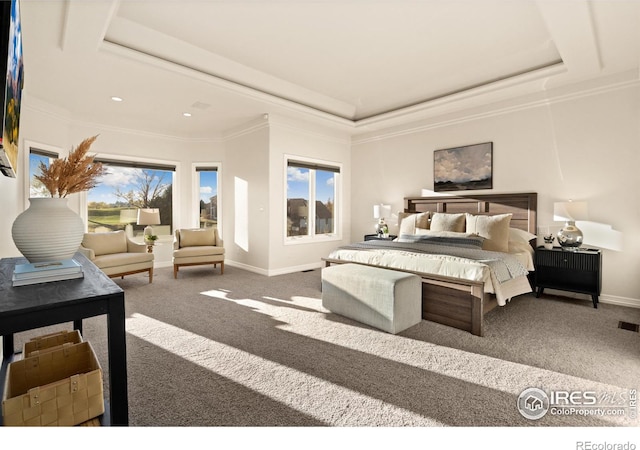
left=78, top=230, right=155, bottom=282
left=172, top=228, right=224, bottom=278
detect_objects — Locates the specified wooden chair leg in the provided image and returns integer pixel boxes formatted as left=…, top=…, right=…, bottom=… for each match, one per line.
left=220, top=261, right=224, bottom=275
left=149, top=267, right=154, bottom=283
left=173, top=265, right=178, bottom=279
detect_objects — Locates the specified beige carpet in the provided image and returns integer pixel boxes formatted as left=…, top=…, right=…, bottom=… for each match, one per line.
left=12, top=265, right=640, bottom=428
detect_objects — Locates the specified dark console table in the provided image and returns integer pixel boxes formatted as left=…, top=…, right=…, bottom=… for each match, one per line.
left=0, top=253, right=128, bottom=426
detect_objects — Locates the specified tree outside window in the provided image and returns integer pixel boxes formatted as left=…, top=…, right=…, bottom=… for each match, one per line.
left=87, top=164, right=173, bottom=235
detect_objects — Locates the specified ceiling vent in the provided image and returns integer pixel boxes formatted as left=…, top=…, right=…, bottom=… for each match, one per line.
left=191, top=101, right=211, bottom=110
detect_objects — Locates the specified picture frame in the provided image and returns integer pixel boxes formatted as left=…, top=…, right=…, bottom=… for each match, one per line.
left=433, top=142, right=493, bottom=192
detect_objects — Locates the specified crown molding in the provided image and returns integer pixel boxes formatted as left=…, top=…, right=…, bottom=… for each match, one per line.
left=268, top=114, right=352, bottom=146
left=352, top=70, right=640, bottom=146
left=221, top=115, right=270, bottom=141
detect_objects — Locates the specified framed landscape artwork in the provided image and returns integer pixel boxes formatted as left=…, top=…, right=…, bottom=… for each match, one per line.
left=433, top=142, right=493, bottom=192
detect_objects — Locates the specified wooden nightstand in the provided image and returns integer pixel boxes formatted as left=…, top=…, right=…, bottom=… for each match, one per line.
left=534, top=246, right=602, bottom=308
left=364, top=234, right=397, bottom=241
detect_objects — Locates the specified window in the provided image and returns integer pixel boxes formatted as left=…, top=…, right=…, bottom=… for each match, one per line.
left=286, top=158, right=339, bottom=239
left=29, top=148, right=58, bottom=198
left=87, top=158, right=175, bottom=236
left=196, top=166, right=219, bottom=229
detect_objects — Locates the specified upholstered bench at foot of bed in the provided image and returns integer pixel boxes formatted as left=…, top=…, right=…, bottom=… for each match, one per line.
left=321, top=263, right=422, bottom=334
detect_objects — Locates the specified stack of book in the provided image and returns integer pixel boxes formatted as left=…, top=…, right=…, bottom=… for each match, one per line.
left=12, top=259, right=84, bottom=287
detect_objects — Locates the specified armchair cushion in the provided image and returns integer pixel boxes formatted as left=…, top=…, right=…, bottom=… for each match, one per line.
left=82, top=231, right=127, bottom=256
left=178, top=228, right=216, bottom=247
left=174, top=246, right=224, bottom=258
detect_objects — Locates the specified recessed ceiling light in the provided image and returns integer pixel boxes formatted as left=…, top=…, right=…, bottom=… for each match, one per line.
left=111, top=96, right=123, bottom=102
left=182, top=112, right=192, bottom=117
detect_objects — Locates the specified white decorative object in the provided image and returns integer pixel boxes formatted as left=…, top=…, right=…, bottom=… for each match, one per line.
left=373, top=203, right=391, bottom=236
left=11, top=198, right=85, bottom=263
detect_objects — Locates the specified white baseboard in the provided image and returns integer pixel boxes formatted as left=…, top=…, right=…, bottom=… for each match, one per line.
left=541, top=289, right=640, bottom=309
left=225, top=260, right=323, bottom=277
left=600, top=294, right=640, bottom=309
left=266, top=261, right=323, bottom=276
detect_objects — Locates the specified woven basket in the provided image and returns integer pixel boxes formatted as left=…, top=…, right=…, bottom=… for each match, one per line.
left=23, top=330, right=83, bottom=358
left=2, top=341, right=104, bottom=426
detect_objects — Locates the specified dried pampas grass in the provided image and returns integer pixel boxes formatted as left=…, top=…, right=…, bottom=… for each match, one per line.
left=35, top=135, right=105, bottom=198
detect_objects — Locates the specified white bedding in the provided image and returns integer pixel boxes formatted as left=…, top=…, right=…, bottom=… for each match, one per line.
left=326, top=241, right=534, bottom=306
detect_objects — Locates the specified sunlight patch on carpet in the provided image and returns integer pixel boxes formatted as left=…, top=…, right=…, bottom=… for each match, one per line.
left=189, top=291, right=635, bottom=427
left=126, top=313, right=445, bottom=426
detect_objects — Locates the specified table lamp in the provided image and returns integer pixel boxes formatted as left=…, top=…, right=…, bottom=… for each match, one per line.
left=137, top=208, right=160, bottom=238
left=119, top=209, right=137, bottom=238
left=373, top=204, right=391, bottom=236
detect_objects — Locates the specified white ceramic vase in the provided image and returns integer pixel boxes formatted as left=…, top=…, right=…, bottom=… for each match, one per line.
left=11, top=197, right=85, bottom=263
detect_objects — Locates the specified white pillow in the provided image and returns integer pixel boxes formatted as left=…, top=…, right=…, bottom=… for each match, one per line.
left=465, top=213, right=512, bottom=253
left=398, top=212, right=429, bottom=235
left=430, top=213, right=466, bottom=232
left=509, top=227, right=537, bottom=244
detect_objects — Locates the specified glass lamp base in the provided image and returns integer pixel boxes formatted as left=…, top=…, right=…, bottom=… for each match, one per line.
left=557, top=221, right=583, bottom=251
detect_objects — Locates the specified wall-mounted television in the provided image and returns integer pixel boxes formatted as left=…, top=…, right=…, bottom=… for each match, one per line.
left=0, top=0, right=24, bottom=178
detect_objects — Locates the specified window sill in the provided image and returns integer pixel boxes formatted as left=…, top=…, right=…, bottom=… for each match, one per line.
left=285, top=234, right=342, bottom=246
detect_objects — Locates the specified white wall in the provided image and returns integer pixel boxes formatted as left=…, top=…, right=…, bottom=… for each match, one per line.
left=351, top=81, right=640, bottom=305
left=223, top=120, right=271, bottom=271
left=0, top=171, right=20, bottom=258
left=221, top=115, right=352, bottom=275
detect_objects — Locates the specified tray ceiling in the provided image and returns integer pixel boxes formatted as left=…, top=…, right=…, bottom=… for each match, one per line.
left=20, top=0, right=640, bottom=138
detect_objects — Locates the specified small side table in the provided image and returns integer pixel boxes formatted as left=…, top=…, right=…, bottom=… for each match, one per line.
left=364, top=234, right=397, bottom=241
left=534, top=246, right=602, bottom=308
left=0, top=253, right=129, bottom=425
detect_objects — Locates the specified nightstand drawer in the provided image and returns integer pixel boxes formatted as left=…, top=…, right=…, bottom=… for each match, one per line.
left=535, top=250, right=600, bottom=271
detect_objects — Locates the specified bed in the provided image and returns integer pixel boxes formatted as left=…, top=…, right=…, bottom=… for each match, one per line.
left=323, top=192, right=538, bottom=336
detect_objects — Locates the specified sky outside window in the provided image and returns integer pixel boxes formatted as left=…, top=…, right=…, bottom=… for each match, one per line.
left=199, top=171, right=218, bottom=202
left=287, top=166, right=334, bottom=203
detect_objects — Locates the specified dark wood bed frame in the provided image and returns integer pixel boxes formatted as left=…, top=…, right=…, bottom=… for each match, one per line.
left=323, top=192, right=537, bottom=337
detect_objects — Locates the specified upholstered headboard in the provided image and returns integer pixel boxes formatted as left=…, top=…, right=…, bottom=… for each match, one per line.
left=404, top=192, right=537, bottom=234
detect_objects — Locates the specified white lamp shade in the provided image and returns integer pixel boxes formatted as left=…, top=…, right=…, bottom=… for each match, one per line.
left=553, top=201, right=588, bottom=222
left=137, top=208, right=161, bottom=226
left=373, top=204, right=391, bottom=219
left=119, top=209, right=137, bottom=224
